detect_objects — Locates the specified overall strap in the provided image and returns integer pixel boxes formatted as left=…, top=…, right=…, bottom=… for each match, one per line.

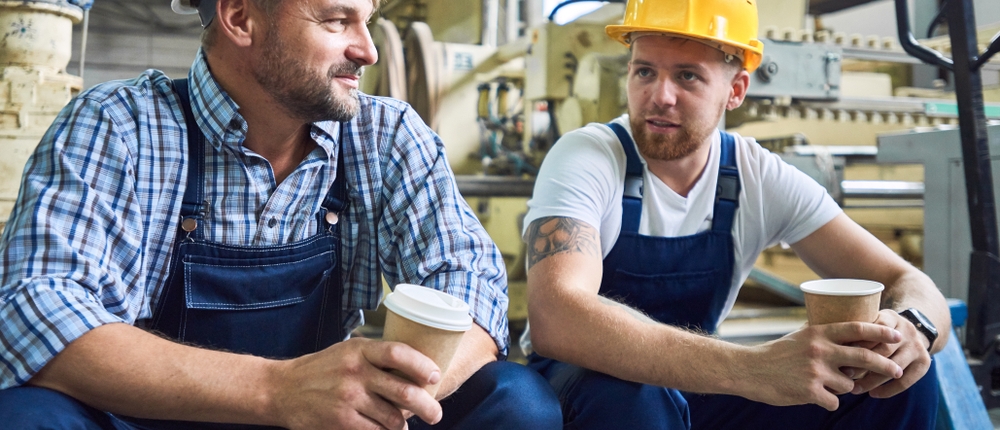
left=173, top=78, right=207, bottom=239
left=319, top=136, right=349, bottom=227
left=607, top=122, right=643, bottom=233
left=712, top=130, right=741, bottom=232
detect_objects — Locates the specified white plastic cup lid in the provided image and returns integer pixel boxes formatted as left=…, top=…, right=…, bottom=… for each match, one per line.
left=800, top=279, right=884, bottom=296
left=382, top=284, right=473, bottom=332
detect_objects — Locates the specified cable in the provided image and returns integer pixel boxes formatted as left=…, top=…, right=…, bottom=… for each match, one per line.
left=546, top=99, right=560, bottom=146
left=925, top=0, right=949, bottom=39
left=547, top=0, right=623, bottom=22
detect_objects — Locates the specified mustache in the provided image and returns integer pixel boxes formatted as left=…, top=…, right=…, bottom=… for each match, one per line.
left=640, top=108, right=676, bottom=119
left=328, top=62, right=364, bottom=79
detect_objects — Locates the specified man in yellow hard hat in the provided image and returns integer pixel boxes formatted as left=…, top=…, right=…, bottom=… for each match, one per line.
left=521, top=0, right=949, bottom=428
left=0, top=0, right=562, bottom=428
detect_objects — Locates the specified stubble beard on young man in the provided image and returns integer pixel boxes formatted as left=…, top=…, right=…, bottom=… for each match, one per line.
left=629, top=108, right=718, bottom=162
left=253, top=23, right=364, bottom=123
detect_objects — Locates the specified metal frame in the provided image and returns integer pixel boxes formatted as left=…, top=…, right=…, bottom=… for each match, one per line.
left=895, top=0, right=1000, bottom=408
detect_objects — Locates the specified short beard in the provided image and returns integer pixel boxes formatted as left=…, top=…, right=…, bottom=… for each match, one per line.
left=253, top=23, right=363, bottom=123
left=629, top=109, right=717, bottom=162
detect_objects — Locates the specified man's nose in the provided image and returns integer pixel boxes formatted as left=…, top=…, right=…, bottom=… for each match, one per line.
left=347, top=25, right=378, bottom=67
left=650, top=78, right=678, bottom=107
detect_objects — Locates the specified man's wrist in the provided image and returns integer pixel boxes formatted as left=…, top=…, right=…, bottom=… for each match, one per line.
left=716, top=343, right=754, bottom=396
left=897, top=308, right=938, bottom=351
left=258, top=357, right=289, bottom=427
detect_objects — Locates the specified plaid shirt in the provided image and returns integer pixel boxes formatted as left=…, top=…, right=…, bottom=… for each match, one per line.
left=0, top=51, right=508, bottom=387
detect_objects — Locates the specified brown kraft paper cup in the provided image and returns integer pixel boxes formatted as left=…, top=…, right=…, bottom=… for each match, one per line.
left=380, top=284, right=473, bottom=397
left=802, top=291, right=882, bottom=326
left=800, top=279, right=885, bottom=380
left=382, top=309, right=467, bottom=397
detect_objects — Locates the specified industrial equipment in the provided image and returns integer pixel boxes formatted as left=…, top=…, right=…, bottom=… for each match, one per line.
left=890, top=0, right=1000, bottom=414
left=363, top=4, right=1000, bottom=413
left=0, top=0, right=86, bottom=235
left=4, top=0, right=999, bottom=419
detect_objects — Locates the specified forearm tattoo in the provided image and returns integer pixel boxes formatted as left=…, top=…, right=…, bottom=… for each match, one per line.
left=526, top=217, right=602, bottom=269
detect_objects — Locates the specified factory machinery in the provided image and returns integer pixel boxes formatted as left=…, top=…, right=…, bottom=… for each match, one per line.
left=0, top=0, right=86, bottom=232
left=363, top=0, right=1000, bottom=421
left=2, top=0, right=999, bottom=424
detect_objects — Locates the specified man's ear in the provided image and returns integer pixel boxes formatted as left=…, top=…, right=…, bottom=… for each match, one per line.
left=214, top=0, right=258, bottom=48
left=726, top=70, right=751, bottom=111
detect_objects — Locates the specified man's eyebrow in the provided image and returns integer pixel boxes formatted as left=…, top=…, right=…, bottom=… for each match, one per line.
left=630, top=59, right=709, bottom=73
left=316, top=4, right=377, bottom=22
left=315, top=4, right=362, bottom=18
left=673, top=63, right=709, bottom=73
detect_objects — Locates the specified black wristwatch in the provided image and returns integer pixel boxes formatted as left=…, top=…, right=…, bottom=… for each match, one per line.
left=898, top=308, right=938, bottom=351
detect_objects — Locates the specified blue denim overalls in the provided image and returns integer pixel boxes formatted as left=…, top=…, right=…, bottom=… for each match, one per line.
left=0, top=79, right=566, bottom=430
left=528, top=122, right=738, bottom=429
left=598, top=122, right=738, bottom=333
left=118, top=78, right=348, bottom=430
left=528, top=123, right=938, bottom=430
left=148, top=79, right=348, bottom=359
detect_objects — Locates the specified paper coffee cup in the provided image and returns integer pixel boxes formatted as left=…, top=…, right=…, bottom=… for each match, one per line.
left=801, top=279, right=884, bottom=380
left=800, top=279, right=884, bottom=326
left=381, top=284, right=473, bottom=396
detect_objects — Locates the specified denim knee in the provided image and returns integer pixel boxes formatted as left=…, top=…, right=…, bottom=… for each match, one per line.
left=0, top=386, right=120, bottom=430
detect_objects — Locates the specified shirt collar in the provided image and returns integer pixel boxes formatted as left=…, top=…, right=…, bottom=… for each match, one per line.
left=187, top=49, right=340, bottom=158
left=310, top=121, right=341, bottom=157
left=187, top=49, right=244, bottom=151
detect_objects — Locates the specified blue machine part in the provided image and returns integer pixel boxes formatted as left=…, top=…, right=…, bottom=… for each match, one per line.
left=947, top=298, right=968, bottom=328
left=66, top=0, right=93, bottom=10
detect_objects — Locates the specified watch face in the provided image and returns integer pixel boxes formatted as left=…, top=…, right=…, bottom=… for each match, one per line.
left=913, top=310, right=935, bottom=331
left=902, top=308, right=937, bottom=348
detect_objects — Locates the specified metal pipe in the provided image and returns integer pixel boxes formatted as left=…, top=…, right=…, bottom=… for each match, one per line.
left=455, top=176, right=929, bottom=201
left=893, top=0, right=953, bottom=70
left=482, top=0, right=499, bottom=47
left=943, top=0, right=1000, bottom=361
left=972, top=30, right=1000, bottom=71
left=455, top=176, right=535, bottom=197
left=841, top=47, right=1000, bottom=72
left=78, top=8, right=88, bottom=80
left=840, top=180, right=924, bottom=199
left=505, top=0, right=519, bottom=45
left=523, top=0, right=544, bottom=30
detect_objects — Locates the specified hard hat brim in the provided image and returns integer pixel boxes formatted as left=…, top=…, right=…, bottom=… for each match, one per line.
left=607, top=24, right=763, bottom=73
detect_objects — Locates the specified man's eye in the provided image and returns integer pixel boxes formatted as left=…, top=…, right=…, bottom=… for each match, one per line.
left=636, top=68, right=653, bottom=77
left=680, top=71, right=698, bottom=81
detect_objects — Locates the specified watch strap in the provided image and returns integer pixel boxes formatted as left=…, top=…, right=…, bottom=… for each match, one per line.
left=899, top=308, right=937, bottom=351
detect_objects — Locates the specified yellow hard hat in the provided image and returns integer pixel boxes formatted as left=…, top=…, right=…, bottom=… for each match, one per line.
left=606, top=0, right=764, bottom=73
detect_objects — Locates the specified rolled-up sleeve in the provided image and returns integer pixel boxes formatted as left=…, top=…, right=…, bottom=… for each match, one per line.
left=376, top=107, right=509, bottom=356
left=0, top=94, right=146, bottom=388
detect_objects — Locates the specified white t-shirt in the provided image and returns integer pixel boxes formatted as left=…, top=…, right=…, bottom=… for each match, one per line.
left=520, top=114, right=842, bottom=354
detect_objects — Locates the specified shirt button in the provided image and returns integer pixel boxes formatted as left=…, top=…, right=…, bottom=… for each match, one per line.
left=267, top=217, right=277, bottom=228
